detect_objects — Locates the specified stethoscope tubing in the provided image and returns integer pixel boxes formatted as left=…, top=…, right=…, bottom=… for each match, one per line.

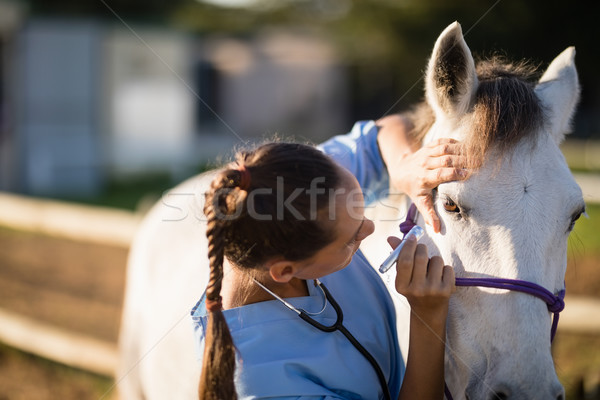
left=299, top=282, right=392, bottom=400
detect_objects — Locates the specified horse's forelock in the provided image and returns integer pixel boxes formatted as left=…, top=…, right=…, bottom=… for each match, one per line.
left=468, top=58, right=545, bottom=167
left=405, top=57, right=545, bottom=169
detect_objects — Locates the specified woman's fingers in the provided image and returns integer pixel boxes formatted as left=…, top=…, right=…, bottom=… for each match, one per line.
left=426, top=256, right=445, bottom=282
left=394, top=236, right=418, bottom=292
left=395, top=242, right=455, bottom=299
left=442, top=265, right=456, bottom=293
left=423, top=139, right=468, bottom=184
left=415, top=194, right=440, bottom=233
left=414, top=167, right=468, bottom=198
left=424, top=155, right=468, bottom=171
left=409, top=244, right=430, bottom=285
left=387, top=236, right=402, bottom=248
left=425, top=138, right=460, bottom=152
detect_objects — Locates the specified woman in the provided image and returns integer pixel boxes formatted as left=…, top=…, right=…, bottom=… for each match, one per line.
left=192, top=116, right=466, bottom=399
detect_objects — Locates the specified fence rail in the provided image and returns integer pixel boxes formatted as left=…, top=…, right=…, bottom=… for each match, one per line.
left=0, top=307, right=117, bottom=377
left=0, top=192, right=141, bottom=247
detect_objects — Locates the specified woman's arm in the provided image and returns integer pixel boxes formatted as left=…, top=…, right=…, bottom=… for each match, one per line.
left=399, top=301, right=448, bottom=400
left=389, top=235, right=454, bottom=400
left=318, top=120, right=390, bottom=204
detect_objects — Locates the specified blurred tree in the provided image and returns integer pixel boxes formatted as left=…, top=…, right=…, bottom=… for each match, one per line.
left=26, top=0, right=186, bottom=21
left=22, top=0, right=600, bottom=136
left=170, top=0, right=599, bottom=135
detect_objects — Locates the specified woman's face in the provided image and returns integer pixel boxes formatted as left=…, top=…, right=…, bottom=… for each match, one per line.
left=293, top=167, right=375, bottom=280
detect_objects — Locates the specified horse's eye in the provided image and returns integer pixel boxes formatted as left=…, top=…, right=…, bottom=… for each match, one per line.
left=443, top=198, right=459, bottom=213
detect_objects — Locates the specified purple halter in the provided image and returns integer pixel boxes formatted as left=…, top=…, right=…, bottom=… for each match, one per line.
left=400, top=204, right=566, bottom=400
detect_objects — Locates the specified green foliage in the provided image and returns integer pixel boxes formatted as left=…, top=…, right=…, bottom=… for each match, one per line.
left=56, top=173, right=174, bottom=211
left=569, top=203, right=600, bottom=256
left=53, top=164, right=214, bottom=211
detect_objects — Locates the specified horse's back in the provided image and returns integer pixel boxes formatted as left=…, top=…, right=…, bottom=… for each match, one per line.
left=118, top=170, right=217, bottom=400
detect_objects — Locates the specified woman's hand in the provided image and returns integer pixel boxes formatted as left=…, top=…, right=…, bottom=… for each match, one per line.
left=388, top=235, right=455, bottom=320
left=391, top=138, right=468, bottom=234
left=377, top=115, right=468, bottom=233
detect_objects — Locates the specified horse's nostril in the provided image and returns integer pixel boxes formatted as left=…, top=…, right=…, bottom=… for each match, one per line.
left=553, top=383, right=565, bottom=400
left=489, top=387, right=510, bottom=400
left=488, top=386, right=563, bottom=400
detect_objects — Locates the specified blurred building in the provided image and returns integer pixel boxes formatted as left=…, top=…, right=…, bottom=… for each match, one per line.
left=0, top=2, right=348, bottom=197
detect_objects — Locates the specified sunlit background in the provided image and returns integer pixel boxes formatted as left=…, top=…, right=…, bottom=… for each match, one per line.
left=0, top=0, right=599, bottom=398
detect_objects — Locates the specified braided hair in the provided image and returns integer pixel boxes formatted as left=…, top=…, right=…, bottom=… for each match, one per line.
left=198, top=143, right=341, bottom=399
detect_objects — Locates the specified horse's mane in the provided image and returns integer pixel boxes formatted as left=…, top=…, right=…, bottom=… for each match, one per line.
left=404, top=56, right=545, bottom=168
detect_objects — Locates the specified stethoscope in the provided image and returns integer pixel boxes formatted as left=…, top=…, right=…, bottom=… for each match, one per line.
left=253, top=278, right=392, bottom=400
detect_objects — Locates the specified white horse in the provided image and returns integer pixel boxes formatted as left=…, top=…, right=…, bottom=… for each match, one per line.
left=117, top=22, right=583, bottom=400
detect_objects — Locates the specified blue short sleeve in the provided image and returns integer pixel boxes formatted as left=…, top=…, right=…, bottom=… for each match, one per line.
left=318, top=120, right=390, bottom=204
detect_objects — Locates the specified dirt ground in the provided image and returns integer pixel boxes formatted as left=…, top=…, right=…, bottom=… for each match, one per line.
left=0, top=225, right=598, bottom=399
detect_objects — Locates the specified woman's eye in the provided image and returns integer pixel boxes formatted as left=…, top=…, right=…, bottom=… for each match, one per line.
left=443, top=198, right=459, bottom=213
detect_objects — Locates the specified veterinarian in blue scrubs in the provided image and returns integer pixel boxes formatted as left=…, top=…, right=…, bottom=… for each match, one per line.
left=192, top=116, right=466, bottom=399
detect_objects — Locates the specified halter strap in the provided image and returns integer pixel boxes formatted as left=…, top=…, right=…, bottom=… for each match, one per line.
left=454, top=278, right=565, bottom=341
left=398, top=203, right=566, bottom=400
left=399, top=203, right=418, bottom=237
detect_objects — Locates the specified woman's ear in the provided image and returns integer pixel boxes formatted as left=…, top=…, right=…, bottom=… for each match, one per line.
left=267, top=259, right=298, bottom=283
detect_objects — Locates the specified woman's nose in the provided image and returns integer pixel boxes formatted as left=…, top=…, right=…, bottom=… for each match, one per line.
left=360, top=218, right=375, bottom=240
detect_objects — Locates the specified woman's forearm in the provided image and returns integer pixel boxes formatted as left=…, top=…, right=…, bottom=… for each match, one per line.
left=376, top=114, right=418, bottom=170
left=398, top=310, right=447, bottom=400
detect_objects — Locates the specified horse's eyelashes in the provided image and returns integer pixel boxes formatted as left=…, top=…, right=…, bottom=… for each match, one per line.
left=568, top=218, right=577, bottom=232
left=568, top=209, right=584, bottom=232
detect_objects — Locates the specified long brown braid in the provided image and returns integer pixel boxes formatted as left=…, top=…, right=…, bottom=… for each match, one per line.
left=199, top=169, right=247, bottom=400
left=198, top=143, right=341, bottom=399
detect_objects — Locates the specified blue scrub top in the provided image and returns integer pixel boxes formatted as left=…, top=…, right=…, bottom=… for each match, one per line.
left=317, top=120, right=390, bottom=205
left=192, top=251, right=403, bottom=399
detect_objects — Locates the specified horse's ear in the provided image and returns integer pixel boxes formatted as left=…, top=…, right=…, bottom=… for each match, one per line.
left=425, top=22, right=478, bottom=119
left=535, top=47, right=580, bottom=144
